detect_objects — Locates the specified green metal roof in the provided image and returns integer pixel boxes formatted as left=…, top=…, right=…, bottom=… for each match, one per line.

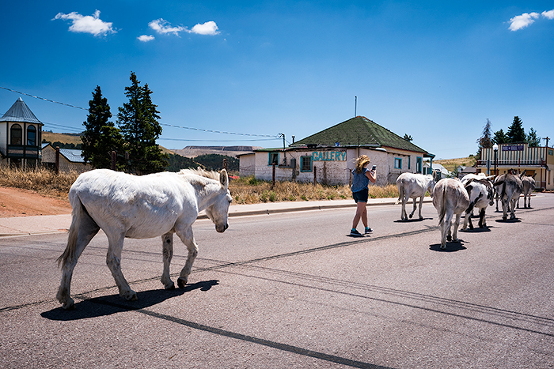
left=290, top=116, right=428, bottom=154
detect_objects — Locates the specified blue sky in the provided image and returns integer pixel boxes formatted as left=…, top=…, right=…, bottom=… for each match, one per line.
left=1, top=1, right=553, bottom=159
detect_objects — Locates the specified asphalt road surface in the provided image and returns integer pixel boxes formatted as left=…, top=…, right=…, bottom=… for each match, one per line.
left=1, top=194, right=553, bottom=368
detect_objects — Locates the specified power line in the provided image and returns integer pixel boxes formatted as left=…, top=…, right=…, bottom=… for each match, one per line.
left=158, top=137, right=278, bottom=142
left=159, top=122, right=279, bottom=138
left=0, top=86, right=88, bottom=111
left=1, top=86, right=280, bottom=139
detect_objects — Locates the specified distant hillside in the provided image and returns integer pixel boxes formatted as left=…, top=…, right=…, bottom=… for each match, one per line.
left=174, top=145, right=260, bottom=158
left=43, top=132, right=82, bottom=146
left=434, top=157, right=476, bottom=172
left=41, top=132, right=175, bottom=155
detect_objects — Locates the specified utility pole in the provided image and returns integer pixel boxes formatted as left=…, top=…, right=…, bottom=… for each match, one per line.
left=354, top=96, right=357, bottom=117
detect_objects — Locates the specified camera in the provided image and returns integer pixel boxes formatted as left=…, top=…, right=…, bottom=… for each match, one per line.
left=372, top=165, right=377, bottom=171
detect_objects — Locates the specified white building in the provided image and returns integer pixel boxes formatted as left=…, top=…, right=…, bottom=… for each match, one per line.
left=0, top=98, right=43, bottom=169
left=239, top=116, right=434, bottom=186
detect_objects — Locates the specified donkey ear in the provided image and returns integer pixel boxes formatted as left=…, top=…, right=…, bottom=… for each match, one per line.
left=219, top=169, right=228, bottom=188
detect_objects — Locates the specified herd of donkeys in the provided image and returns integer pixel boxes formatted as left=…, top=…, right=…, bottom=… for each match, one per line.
left=395, top=171, right=534, bottom=249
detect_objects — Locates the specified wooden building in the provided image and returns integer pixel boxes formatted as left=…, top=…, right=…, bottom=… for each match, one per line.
left=477, top=143, right=553, bottom=190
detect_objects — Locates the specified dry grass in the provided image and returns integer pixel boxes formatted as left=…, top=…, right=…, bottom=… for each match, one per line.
left=229, top=176, right=399, bottom=204
left=0, top=168, right=400, bottom=204
left=0, top=167, right=79, bottom=199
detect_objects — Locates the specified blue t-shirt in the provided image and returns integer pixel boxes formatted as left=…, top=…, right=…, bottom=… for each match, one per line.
left=351, top=168, right=370, bottom=193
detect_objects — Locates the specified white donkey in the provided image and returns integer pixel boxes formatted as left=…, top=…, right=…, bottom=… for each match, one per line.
left=494, top=173, right=523, bottom=220
left=395, top=173, right=436, bottom=221
left=432, top=178, right=470, bottom=249
left=517, top=174, right=536, bottom=209
left=57, top=168, right=232, bottom=310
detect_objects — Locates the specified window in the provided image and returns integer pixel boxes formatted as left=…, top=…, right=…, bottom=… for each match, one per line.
left=416, top=157, right=422, bottom=173
left=300, top=156, right=312, bottom=172
left=394, top=158, right=402, bottom=169
left=408, top=156, right=411, bottom=170
left=268, top=152, right=279, bottom=165
left=27, top=125, right=36, bottom=146
left=10, top=124, right=22, bottom=145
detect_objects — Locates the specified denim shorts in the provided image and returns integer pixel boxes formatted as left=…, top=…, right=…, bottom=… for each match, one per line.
left=352, top=188, right=369, bottom=203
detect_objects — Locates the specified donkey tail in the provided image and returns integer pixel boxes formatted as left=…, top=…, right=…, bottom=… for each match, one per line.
left=57, top=196, right=83, bottom=269
left=438, top=186, right=447, bottom=226
left=395, top=179, right=404, bottom=205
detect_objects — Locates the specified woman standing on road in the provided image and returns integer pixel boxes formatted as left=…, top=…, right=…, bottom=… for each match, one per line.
left=350, top=155, right=376, bottom=237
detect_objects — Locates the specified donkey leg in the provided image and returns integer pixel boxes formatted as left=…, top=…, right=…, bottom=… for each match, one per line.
left=400, top=197, right=408, bottom=220
left=409, top=198, right=417, bottom=219
left=452, top=213, right=462, bottom=242
left=418, top=197, right=424, bottom=220
left=176, top=227, right=198, bottom=288
left=161, top=233, right=175, bottom=290
left=57, top=210, right=99, bottom=309
left=106, top=232, right=137, bottom=301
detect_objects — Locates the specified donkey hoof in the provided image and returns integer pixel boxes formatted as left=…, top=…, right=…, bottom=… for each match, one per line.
left=123, top=290, right=138, bottom=301
left=61, top=298, right=75, bottom=310
left=177, top=277, right=187, bottom=289
left=165, top=282, right=175, bottom=290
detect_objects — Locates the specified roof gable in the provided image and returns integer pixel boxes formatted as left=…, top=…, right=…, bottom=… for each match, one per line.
left=291, top=116, right=428, bottom=154
left=0, top=98, right=42, bottom=124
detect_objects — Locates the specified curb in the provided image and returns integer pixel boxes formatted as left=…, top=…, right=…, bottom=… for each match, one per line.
left=0, top=198, right=433, bottom=237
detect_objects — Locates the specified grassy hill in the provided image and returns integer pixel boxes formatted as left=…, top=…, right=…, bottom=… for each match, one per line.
left=41, top=132, right=175, bottom=155
left=42, top=132, right=82, bottom=146
left=433, top=156, right=476, bottom=172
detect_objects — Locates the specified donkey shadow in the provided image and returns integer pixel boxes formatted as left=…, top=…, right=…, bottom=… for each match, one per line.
left=495, top=218, right=522, bottom=224
left=394, top=217, right=433, bottom=223
left=429, top=241, right=467, bottom=252
left=41, top=280, right=219, bottom=321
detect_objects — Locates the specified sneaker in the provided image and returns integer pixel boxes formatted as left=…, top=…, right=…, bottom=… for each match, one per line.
left=365, top=228, right=373, bottom=234
left=350, top=229, right=363, bottom=237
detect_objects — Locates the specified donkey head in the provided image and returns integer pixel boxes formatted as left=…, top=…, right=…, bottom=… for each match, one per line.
left=205, top=169, right=232, bottom=233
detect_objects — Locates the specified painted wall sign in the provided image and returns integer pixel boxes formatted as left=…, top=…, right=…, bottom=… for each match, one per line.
left=312, top=151, right=347, bottom=161
left=502, top=144, right=524, bottom=151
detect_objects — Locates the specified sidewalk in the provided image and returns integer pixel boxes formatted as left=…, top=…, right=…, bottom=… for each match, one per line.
left=0, top=197, right=432, bottom=237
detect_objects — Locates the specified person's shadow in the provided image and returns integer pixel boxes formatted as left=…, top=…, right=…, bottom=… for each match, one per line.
left=41, top=280, right=218, bottom=321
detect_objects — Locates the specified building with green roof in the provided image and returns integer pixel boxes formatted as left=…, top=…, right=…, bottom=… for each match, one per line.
left=239, top=116, right=435, bottom=186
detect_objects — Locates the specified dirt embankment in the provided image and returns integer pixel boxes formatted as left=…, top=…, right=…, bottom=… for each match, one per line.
left=0, top=187, right=72, bottom=217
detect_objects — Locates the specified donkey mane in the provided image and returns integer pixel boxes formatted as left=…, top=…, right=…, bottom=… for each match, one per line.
left=179, top=168, right=221, bottom=181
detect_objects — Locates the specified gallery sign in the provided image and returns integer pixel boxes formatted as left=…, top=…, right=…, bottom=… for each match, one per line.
left=312, top=150, right=347, bottom=161
left=502, top=144, right=524, bottom=151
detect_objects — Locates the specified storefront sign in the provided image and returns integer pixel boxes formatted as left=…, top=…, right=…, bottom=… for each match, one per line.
left=502, top=144, right=524, bottom=151
left=312, top=151, right=347, bottom=161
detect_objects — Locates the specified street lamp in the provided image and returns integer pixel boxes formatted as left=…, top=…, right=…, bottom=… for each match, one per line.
left=493, top=144, right=499, bottom=176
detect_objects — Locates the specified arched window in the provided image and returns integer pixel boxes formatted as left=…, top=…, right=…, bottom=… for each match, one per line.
left=27, top=125, right=36, bottom=146
left=10, top=124, right=22, bottom=145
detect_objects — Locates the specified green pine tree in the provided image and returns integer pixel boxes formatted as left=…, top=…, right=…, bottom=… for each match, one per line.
left=81, top=86, right=124, bottom=169
left=117, top=72, right=168, bottom=174
left=506, top=116, right=526, bottom=143
left=492, top=129, right=507, bottom=145
left=526, top=127, right=541, bottom=147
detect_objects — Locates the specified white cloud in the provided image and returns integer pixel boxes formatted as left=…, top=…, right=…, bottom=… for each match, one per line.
left=147, top=18, right=220, bottom=37
left=149, top=19, right=185, bottom=35
left=138, top=35, right=155, bottom=42
left=509, top=12, right=540, bottom=31
left=542, top=9, right=554, bottom=20
left=188, top=21, right=220, bottom=35
left=53, top=10, right=115, bottom=37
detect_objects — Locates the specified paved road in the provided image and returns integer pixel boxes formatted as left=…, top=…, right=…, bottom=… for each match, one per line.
left=1, top=194, right=553, bottom=368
